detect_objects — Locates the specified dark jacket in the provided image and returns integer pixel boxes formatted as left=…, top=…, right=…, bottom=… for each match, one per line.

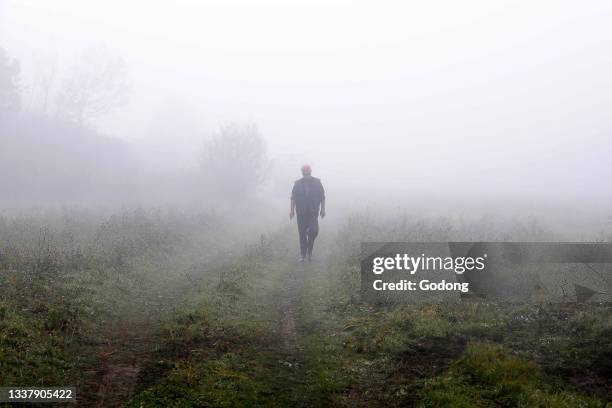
left=291, top=176, right=325, bottom=216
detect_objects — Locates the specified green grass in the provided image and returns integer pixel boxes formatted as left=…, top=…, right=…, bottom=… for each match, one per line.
left=1, top=211, right=611, bottom=407
left=0, top=209, right=239, bottom=393
left=127, top=324, right=299, bottom=408
left=0, top=267, right=99, bottom=387
left=420, top=342, right=608, bottom=408
left=289, top=260, right=612, bottom=407
left=127, top=252, right=311, bottom=408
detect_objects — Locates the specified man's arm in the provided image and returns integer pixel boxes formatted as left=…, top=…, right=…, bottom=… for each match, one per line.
left=290, top=199, right=296, bottom=219
left=320, top=197, right=325, bottom=218
left=290, top=182, right=296, bottom=219
left=320, top=181, right=326, bottom=218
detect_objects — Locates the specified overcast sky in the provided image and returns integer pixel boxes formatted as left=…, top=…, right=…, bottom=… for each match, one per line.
left=1, top=0, right=611, bottom=202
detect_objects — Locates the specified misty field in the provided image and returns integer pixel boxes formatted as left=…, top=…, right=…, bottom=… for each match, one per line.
left=0, top=209, right=610, bottom=408
left=4, top=1, right=612, bottom=406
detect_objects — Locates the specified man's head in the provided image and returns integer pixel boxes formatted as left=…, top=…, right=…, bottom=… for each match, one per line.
left=301, top=164, right=312, bottom=176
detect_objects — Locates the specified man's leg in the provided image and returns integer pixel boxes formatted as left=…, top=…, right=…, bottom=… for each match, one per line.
left=306, top=214, right=319, bottom=260
left=296, top=213, right=308, bottom=259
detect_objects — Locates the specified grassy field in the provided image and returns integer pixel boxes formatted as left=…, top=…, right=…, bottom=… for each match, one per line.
left=0, top=210, right=610, bottom=407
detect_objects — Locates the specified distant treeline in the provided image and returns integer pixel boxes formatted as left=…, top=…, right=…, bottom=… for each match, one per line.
left=0, top=46, right=273, bottom=207
left=0, top=112, right=137, bottom=203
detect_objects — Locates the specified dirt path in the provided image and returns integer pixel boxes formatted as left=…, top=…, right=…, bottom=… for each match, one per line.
left=77, top=320, right=154, bottom=407
left=279, top=264, right=306, bottom=354
left=75, top=255, right=316, bottom=406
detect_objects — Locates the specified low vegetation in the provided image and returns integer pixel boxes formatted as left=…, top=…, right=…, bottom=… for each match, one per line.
left=0, top=211, right=610, bottom=407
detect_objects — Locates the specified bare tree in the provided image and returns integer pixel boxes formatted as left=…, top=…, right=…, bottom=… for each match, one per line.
left=199, top=123, right=269, bottom=201
left=56, top=47, right=130, bottom=124
left=0, top=47, right=21, bottom=112
left=31, top=49, right=58, bottom=114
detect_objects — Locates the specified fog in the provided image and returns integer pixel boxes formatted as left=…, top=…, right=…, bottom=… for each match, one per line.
left=2, top=4, right=612, bottom=403
left=1, top=0, right=611, bottom=217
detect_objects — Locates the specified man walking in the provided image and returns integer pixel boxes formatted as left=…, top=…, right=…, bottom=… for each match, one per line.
left=290, top=164, right=325, bottom=261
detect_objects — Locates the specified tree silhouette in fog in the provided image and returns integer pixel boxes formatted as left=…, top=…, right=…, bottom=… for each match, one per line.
left=199, top=123, right=269, bottom=202
left=56, top=47, right=131, bottom=124
left=0, top=47, right=21, bottom=112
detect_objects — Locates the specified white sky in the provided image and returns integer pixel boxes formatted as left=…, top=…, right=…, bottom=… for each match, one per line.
left=1, top=0, right=611, bottom=201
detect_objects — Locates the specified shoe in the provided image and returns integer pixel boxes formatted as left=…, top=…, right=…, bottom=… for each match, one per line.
left=307, top=255, right=312, bottom=262
left=299, top=257, right=306, bottom=262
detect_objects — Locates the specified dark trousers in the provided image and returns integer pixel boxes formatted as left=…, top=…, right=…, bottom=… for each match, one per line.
left=297, top=212, right=319, bottom=258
